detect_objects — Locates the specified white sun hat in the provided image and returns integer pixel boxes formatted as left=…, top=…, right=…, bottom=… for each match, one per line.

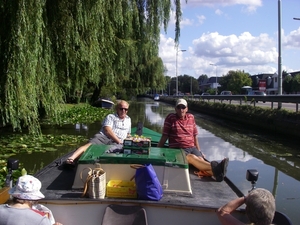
left=9, top=175, right=45, bottom=200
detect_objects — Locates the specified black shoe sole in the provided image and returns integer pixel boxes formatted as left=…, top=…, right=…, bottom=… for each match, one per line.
left=221, top=158, right=229, bottom=177
left=211, top=161, right=224, bottom=182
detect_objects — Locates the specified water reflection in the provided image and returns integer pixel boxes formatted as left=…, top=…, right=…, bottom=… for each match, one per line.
left=75, top=123, right=88, bottom=132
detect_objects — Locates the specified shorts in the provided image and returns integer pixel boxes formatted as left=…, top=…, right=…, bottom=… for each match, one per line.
left=183, top=147, right=204, bottom=158
left=89, top=133, right=115, bottom=145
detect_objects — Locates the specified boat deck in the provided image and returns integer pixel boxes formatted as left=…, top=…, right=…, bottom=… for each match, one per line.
left=35, top=148, right=241, bottom=210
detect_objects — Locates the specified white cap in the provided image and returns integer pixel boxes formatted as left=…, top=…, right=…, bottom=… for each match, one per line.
left=9, top=175, right=45, bottom=200
left=176, top=99, right=187, bottom=107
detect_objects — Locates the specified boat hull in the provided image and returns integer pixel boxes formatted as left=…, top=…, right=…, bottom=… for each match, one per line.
left=39, top=199, right=247, bottom=225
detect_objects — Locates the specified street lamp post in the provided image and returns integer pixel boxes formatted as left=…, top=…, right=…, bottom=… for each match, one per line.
left=176, top=48, right=186, bottom=96
left=210, top=64, right=218, bottom=94
left=278, top=0, right=282, bottom=109
left=190, top=76, right=192, bottom=95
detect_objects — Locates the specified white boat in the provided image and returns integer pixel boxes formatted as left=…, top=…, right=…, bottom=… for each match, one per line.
left=92, top=98, right=115, bottom=109
left=17, top=127, right=292, bottom=225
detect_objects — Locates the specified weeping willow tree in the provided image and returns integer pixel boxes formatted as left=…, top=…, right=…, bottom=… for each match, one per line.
left=0, top=0, right=185, bottom=134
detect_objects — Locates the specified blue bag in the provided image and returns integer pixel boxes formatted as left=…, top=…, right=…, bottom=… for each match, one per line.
left=133, top=164, right=163, bottom=201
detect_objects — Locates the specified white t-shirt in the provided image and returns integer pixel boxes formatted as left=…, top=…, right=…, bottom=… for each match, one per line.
left=100, top=113, right=131, bottom=141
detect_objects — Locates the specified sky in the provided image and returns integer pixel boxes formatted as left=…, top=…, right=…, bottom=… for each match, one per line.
left=159, top=0, right=300, bottom=80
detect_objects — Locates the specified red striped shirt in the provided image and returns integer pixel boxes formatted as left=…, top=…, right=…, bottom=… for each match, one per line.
left=162, top=113, right=198, bottom=149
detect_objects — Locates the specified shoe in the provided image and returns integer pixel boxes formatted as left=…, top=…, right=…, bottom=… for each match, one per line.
left=220, top=158, right=229, bottom=177
left=211, top=161, right=224, bottom=182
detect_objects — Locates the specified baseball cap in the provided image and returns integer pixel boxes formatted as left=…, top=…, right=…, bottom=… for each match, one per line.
left=9, top=175, right=45, bottom=200
left=176, top=98, right=187, bottom=107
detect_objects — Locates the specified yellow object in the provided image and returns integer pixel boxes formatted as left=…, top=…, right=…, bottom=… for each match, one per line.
left=106, top=180, right=137, bottom=199
left=0, top=187, right=10, bottom=204
left=21, top=168, right=27, bottom=176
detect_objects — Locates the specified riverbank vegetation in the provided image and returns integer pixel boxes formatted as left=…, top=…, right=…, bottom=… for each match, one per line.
left=0, top=104, right=110, bottom=188
left=161, top=97, right=300, bottom=139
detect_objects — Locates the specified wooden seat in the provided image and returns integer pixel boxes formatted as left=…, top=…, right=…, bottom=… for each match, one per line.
left=101, top=204, right=148, bottom=225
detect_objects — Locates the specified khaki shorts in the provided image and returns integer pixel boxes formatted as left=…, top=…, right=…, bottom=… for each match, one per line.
left=184, top=147, right=204, bottom=158
left=89, top=133, right=115, bottom=145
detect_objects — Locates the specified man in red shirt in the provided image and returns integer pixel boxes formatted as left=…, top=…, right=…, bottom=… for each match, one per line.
left=157, top=98, right=228, bottom=182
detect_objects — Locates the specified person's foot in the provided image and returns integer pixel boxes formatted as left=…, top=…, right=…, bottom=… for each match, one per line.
left=220, top=157, right=229, bottom=177
left=211, top=161, right=224, bottom=182
left=66, top=158, right=75, bottom=164
left=63, top=158, right=76, bottom=169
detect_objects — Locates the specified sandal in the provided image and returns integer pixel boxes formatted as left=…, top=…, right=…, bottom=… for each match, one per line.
left=63, top=158, right=76, bottom=169
left=66, top=158, right=75, bottom=164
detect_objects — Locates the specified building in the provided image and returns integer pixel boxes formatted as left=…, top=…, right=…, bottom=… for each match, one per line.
left=199, top=70, right=300, bottom=95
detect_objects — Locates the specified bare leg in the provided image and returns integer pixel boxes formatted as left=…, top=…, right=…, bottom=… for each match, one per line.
left=186, top=154, right=213, bottom=176
left=67, top=143, right=92, bottom=162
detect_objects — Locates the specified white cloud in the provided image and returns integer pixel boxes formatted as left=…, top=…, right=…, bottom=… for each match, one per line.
left=197, top=15, right=206, bottom=25
left=181, top=17, right=193, bottom=27
left=181, top=0, right=262, bottom=12
left=215, top=9, right=223, bottom=16
left=159, top=1, right=300, bottom=77
left=159, top=30, right=280, bottom=77
left=283, top=27, right=300, bottom=48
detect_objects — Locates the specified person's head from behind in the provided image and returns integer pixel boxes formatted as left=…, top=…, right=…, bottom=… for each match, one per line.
left=115, top=100, right=129, bottom=119
left=175, top=98, right=188, bottom=118
left=9, top=175, right=45, bottom=206
left=245, top=188, right=275, bottom=225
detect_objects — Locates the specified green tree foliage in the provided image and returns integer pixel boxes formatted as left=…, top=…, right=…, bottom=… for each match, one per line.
left=180, top=75, right=199, bottom=94
left=0, top=0, right=184, bottom=134
left=283, top=74, right=293, bottom=94
left=197, top=74, right=208, bottom=84
left=218, top=70, right=252, bottom=94
left=291, top=74, right=300, bottom=94
left=167, top=77, right=177, bottom=95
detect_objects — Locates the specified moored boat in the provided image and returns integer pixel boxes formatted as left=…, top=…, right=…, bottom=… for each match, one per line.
left=92, top=98, right=115, bottom=109
left=4, top=127, right=292, bottom=225
left=153, top=94, right=160, bottom=101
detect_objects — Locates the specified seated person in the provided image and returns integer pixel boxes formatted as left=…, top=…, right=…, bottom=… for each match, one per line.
left=0, top=175, right=62, bottom=225
left=65, top=100, right=131, bottom=165
left=157, top=98, right=228, bottom=182
left=216, top=188, right=276, bottom=225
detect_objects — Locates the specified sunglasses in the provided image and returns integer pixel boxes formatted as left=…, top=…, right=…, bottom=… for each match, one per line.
left=176, top=105, right=186, bottom=110
left=119, top=108, right=128, bottom=111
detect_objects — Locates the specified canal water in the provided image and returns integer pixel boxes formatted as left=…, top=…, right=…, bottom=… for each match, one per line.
left=12, top=98, right=300, bottom=224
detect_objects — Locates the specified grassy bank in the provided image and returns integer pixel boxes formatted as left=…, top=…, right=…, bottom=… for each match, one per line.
left=161, top=97, right=300, bottom=139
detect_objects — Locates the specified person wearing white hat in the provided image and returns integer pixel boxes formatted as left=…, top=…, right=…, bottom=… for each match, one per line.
left=157, top=98, right=229, bottom=182
left=0, top=175, right=62, bottom=225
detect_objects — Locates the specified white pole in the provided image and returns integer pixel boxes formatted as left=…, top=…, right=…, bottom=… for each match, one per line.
left=176, top=49, right=179, bottom=96
left=278, top=0, right=282, bottom=109
left=176, top=49, right=186, bottom=96
left=210, top=64, right=217, bottom=94
left=190, top=76, right=192, bottom=95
